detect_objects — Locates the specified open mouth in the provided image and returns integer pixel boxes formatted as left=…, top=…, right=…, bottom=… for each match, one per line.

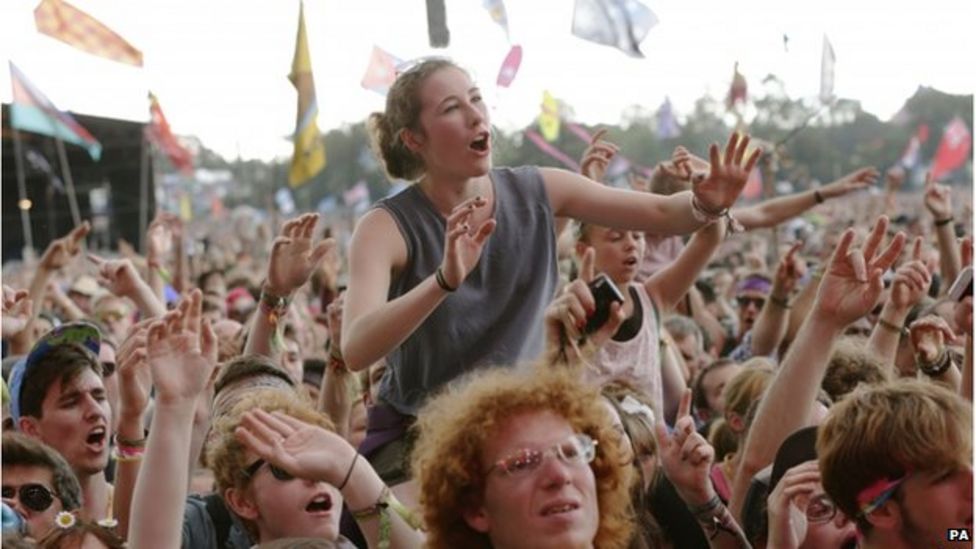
left=86, top=427, right=107, bottom=449
left=305, top=493, right=333, bottom=514
left=624, top=257, right=638, bottom=267
left=841, top=535, right=858, bottom=549
left=540, top=501, right=579, bottom=517
left=469, top=132, right=490, bottom=153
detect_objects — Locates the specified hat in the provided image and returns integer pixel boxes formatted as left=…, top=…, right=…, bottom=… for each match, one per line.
left=226, top=286, right=256, bottom=312
left=68, top=275, right=99, bottom=297
left=8, top=321, right=101, bottom=429
left=769, top=426, right=819, bottom=492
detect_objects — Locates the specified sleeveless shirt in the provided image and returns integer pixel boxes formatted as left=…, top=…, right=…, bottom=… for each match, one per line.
left=374, top=166, right=558, bottom=415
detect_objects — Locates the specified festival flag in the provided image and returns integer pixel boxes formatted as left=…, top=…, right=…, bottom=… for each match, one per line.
left=288, top=3, right=326, bottom=188
left=496, top=45, right=523, bottom=88
left=361, top=45, right=401, bottom=96
left=538, top=91, right=560, bottom=142
left=147, top=93, right=193, bottom=175
left=819, top=35, right=836, bottom=103
left=34, top=0, right=143, bottom=66
left=9, top=62, right=102, bottom=160
left=930, top=117, right=972, bottom=180
left=482, top=0, right=510, bottom=40
left=656, top=97, right=680, bottom=139
left=570, top=0, right=658, bottom=58
left=727, top=62, right=747, bottom=109
left=524, top=130, right=579, bottom=170
left=899, top=124, right=929, bottom=170
left=426, top=0, right=450, bottom=47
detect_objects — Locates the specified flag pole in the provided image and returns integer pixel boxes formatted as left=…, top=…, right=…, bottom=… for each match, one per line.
left=11, top=128, right=35, bottom=253
left=54, top=136, right=83, bottom=227
left=139, top=130, right=150, bottom=254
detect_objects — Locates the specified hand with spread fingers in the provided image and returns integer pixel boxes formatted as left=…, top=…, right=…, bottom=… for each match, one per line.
left=819, top=167, right=879, bottom=200
left=267, top=213, right=336, bottom=298
left=690, top=132, right=762, bottom=214
left=234, top=408, right=353, bottom=485
left=439, top=196, right=496, bottom=290
left=766, top=460, right=821, bottom=549
left=890, top=237, right=932, bottom=311
left=814, top=216, right=906, bottom=328
left=654, top=389, right=716, bottom=507
left=39, top=222, right=90, bottom=271
left=116, top=319, right=155, bottom=422
left=923, top=171, right=953, bottom=222
left=146, top=290, right=217, bottom=406
left=1, top=285, right=31, bottom=337
left=580, top=129, right=619, bottom=183
left=544, top=247, right=625, bottom=356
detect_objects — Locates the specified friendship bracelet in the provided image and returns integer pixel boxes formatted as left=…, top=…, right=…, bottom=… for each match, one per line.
left=351, top=486, right=393, bottom=549
left=935, top=216, right=954, bottom=227
left=813, top=190, right=825, bottom=204
left=114, top=433, right=147, bottom=448
left=435, top=267, right=457, bottom=292
left=111, top=447, right=145, bottom=463
left=878, top=318, right=908, bottom=337
left=338, top=453, right=359, bottom=491
left=918, top=348, right=952, bottom=377
left=690, top=194, right=728, bottom=223
left=769, top=295, right=791, bottom=309
left=687, top=494, right=722, bottom=518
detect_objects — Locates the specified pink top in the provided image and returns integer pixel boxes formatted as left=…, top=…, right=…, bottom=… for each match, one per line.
left=584, top=283, right=664, bottom=420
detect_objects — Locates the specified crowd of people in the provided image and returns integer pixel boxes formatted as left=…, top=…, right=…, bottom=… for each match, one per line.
left=1, top=58, right=972, bottom=549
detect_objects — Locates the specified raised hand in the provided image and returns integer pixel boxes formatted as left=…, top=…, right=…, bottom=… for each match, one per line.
left=39, top=222, right=90, bottom=271
left=439, top=196, right=496, bottom=289
left=923, top=171, right=953, bottom=221
left=910, top=315, right=957, bottom=364
left=766, top=460, right=821, bottom=549
left=267, top=214, right=336, bottom=297
left=146, top=213, right=178, bottom=260
left=654, top=389, right=716, bottom=506
left=815, top=216, right=906, bottom=328
left=116, top=320, right=154, bottom=420
left=234, top=408, right=353, bottom=485
left=691, top=132, right=762, bottom=213
left=773, top=242, right=807, bottom=298
left=885, top=166, right=906, bottom=193
left=146, top=290, right=217, bottom=406
left=88, top=255, right=143, bottom=298
left=820, top=167, right=879, bottom=199
left=544, top=247, right=624, bottom=351
left=579, top=129, right=619, bottom=183
left=1, top=286, right=31, bottom=337
left=890, top=238, right=932, bottom=311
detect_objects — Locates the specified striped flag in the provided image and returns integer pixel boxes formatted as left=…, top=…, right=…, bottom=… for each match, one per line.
left=34, top=0, right=143, bottom=66
left=9, top=62, right=102, bottom=160
left=147, top=93, right=193, bottom=175
left=288, top=2, right=326, bottom=188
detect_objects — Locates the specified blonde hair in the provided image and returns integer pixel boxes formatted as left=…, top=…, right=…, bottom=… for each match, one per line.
left=723, top=359, right=775, bottom=426
left=817, top=379, right=972, bottom=531
left=367, top=58, right=464, bottom=181
left=822, top=336, right=889, bottom=401
left=412, top=366, right=635, bottom=549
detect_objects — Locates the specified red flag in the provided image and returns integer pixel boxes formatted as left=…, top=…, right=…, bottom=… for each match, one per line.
left=727, top=62, right=747, bottom=109
left=361, top=45, right=401, bottom=95
left=496, top=45, right=522, bottom=88
left=930, top=117, right=972, bottom=180
left=146, top=93, right=193, bottom=175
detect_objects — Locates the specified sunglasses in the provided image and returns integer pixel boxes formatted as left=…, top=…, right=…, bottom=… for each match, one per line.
left=736, top=296, right=766, bottom=309
left=487, top=433, right=597, bottom=478
left=244, top=459, right=294, bottom=482
left=1, top=484, right=59, bottom=513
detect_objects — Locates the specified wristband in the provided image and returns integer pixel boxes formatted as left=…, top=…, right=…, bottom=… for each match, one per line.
left=435, top=267, right=457, bottom=292
left=687, top=494, right=722, bottom=518
left=918, top=348, right=952, bottom=377
left=769, top=295, right=791, bottom=309
left=259, top=284, right=292, bottom=314
left=114, top=433, right=147, bottom=448
left=935, top=216, right=954, bottom=227
left=338, top=453, right=359, bottom=491
left=814, top=190, right=825, bottom=204
left=878, top=318, right=908, bottom=337
left=690, top=194, right=728, bottom=223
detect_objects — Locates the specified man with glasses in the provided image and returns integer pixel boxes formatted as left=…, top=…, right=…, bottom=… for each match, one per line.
left=818, top=379, right=973, bottom=549
left=2, top=432, right=83, bottom=541
left=727, top=272, right=773, bottom=360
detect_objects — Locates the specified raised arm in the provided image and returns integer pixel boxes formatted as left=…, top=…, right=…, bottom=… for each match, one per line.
left=924, top=171, right=962, bottom=291
left=544, top=132, right=760, bottom=236
left=342, top=197, right=495, bottom=372
left=730, top=217, right=905, bottom=521
left=1, top=286, right=32, bottom=340
left=909, top=315, right=961, bottom=391
left=646, top=221, right=726, bottom=312
left=128, top=290, right=217, bottom=549
left=319, top=294, right=354, bottom=438
left=866, top=237, right=930, bottom=371
left=732, top=168, right=877, bottom=230
left=244, top=213, right=334, bottom=359
left=88, top=255, right=166, bottom=318
left=750, top=242, right=805, bottom=357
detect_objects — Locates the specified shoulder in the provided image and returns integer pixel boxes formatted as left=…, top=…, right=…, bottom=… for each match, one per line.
left=181, top=495, right=216, bottom=547
left=350, top=207, right=408, bottom=268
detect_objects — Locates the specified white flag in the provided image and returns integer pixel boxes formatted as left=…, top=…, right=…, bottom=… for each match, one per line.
left=820, top=35, right=836, bottom=103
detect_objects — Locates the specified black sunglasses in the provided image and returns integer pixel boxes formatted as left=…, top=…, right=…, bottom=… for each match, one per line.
left=736, top=296, right=766, bottom=309
left=1, top=484, right=59, bottom=512
left=244, top=459, right=294, bottom=482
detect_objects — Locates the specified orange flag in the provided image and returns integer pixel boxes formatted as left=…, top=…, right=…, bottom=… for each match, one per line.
left=34, top=0, right=143, bottom=66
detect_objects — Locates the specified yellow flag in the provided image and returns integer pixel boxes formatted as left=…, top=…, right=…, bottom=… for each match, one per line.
left=289, top=2, right=326, bottom=188
left=538, top=91, right=560, bottom=142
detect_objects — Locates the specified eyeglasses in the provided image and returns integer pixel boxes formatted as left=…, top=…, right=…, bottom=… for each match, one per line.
left=736, top=296, right=766, bottom=310
left=487, top=433, right=598, bottom=477
left=244, top=459, right=294, bottom=482
left=1, top=484, right=59, bottom=513
left=805, top=493, right=838, bottom=523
